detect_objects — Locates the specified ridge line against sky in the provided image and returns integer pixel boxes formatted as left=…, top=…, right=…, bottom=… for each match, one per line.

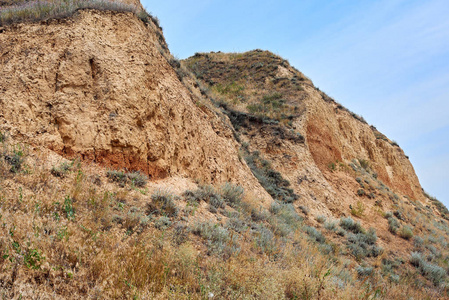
left=144, top=0, right=449, bottom=206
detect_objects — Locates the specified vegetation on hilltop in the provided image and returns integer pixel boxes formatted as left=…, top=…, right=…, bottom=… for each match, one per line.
left=0, top=0, right=159, bottom=27
left=185, top=51, right=309, bottom=127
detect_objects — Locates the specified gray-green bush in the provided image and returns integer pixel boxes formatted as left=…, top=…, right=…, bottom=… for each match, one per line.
left=106, top=169, right=148, bottom=187
left=192, top=222, right=240, bottom=257
left=339, top=217, right=364, bottom=234
left=387, top=217, right=400, bottom=234
left=410, top=252, right=446, bottom=286
left=220, top=182, right=244, bottom=208
left=148, top=189, right=178, bottom=217
left=304, top=226, right=326, bottom=243
left=346, top=228, right=382, bottom=260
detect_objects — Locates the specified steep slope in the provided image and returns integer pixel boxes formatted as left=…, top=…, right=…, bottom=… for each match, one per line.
left=0, top=10, right=267, bottom=197
left=184, top=50, right=446, bottom=261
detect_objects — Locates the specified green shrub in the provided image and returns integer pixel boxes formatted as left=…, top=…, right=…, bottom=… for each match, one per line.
left=106, top=170, right=127, bottom=185
left=254, top=224, right=277, bottom=254
left=64, top=196, right=75, bottom=220
left=399, top=225, right=413, bottom=240
left=24, top=248, right=44, bottom=270
left=358, top=158, right=370, bottom=171
left=410, top=252, right=424, bottom=267
left=183, top=185, right=216, bottom=204
left=183, top=183, right=241, bottom=208
left=336, top=227, right=346, bottom=236
left=124, top=211, right=144, bottom=232
left=226, top=216, right=248, bottom=233
left=3, top=146, right=26, bottom=173
left=248, top=206, right=269, bottom=222
left=172, top=223, right=189, bottom=245
left=394, top=210, right=405, bottom=221
left=413, top=236, right=424, bottom=248
left=277, top=204, right=302, bottom=225
left=350, top=201, right=365, bottom=217
left=268, top=203, right=302, bottom=237
left=209, top=194, right=225, bottom=209
left=384, top=211, right=393, bottom=219
left=269, top=202, right=281, bottom=214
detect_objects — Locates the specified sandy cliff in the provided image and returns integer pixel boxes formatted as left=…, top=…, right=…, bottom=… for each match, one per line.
left=0, top=10, right=268, bottom=198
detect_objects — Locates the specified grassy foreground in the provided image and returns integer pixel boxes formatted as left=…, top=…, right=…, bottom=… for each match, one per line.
left=0, top=136, right=444, bottom=299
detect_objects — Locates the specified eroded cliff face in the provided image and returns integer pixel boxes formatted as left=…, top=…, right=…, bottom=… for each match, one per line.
left=0, top=10, right=268, bottom=197
left=305, top=87, right=424, bottom=202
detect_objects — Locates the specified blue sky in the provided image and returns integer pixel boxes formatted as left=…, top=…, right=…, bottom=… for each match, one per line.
left=142, top=0, right=449, bottom=206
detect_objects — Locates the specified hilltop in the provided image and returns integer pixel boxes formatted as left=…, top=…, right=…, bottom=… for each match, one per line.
left=0, top=1, right=449, bottom=299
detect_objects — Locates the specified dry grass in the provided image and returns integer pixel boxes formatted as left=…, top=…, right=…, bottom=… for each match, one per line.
left=0, top=138, right=447, bottom=298
left=0, top=0, right=157, bottom=26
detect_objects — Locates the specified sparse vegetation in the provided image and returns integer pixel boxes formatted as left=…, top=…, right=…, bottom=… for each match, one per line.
left=350, top=201, right=365, bottom=217
left=0, top=123, right=445, bottom=300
